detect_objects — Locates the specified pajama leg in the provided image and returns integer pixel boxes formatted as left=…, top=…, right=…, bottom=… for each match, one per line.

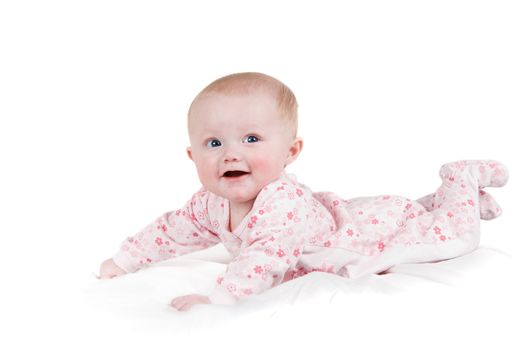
left=417, top=190, right=503, bottom=220
left=407, top=160, right=508, bottom=255
left=344, top=160, right=508, bottom=278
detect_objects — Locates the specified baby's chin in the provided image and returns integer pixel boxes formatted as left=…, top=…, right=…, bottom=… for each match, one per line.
left=207, top=185, right=262, bottom=204
left=220, top=190, right=260, bottom=204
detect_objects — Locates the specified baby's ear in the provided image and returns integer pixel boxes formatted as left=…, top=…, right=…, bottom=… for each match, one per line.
left=285, top=137, right=303, bottom=166
left=186, top=147, right=194, bottom=161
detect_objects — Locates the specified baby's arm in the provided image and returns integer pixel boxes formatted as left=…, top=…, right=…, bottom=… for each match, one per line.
left=99, top=189, right=220, bottom=278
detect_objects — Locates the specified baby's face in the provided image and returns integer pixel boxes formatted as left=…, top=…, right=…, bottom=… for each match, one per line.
left=187, top=91, right=302, bottom=205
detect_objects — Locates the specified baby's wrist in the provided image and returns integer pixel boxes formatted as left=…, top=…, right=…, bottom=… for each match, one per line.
left=208, top=287, right=238, bottom=305
left=111, top=252, right=140, bottom=274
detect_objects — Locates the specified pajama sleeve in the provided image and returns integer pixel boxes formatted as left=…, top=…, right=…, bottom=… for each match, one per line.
left=208, top=183, right=309, bottom=304
left=112, top=189, right=221, bottom=273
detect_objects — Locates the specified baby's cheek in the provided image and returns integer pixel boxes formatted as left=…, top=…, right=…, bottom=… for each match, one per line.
left=195, top=159, right=217, bottom=184
left=252, top=155, right=284, bottom=177
left=251, top=155, right=275, bottom=171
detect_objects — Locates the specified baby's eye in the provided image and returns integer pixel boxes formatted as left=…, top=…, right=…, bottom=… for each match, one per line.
left=206, top=139, right=222, bottom=148
left=243, top=135, right=260, bottom=143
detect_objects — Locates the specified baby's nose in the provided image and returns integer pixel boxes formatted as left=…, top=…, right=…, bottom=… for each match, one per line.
left=223, top=148, right=241, bottom=162
left=223, top=153, right=240, bottom=162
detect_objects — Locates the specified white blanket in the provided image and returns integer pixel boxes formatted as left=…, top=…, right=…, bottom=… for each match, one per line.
left=81, top=241, right=527, bottom=350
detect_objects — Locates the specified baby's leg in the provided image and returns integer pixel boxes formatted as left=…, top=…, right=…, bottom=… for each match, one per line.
left=417, top=160, right=508, bottom=219
left=419, top=160, right=508, bottom=248
left=417, top=189, right=503, bottom=220
left=345, top=160, right=508, bottom=277
left=420, top=160, right=507, bottom=248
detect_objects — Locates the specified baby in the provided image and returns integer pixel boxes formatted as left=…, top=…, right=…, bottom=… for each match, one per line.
left=99, top=72, right=509, bottom=311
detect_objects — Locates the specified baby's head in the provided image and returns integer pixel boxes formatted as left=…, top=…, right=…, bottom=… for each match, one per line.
left=186, top=72, right=303, bottom=205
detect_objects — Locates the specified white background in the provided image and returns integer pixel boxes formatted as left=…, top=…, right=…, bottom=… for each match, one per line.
left=1, top=0, right=527, bottom=349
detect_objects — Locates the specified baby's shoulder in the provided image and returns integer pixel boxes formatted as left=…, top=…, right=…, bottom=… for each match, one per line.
left=186, top=186, right=223, bottom=213
left=256, top=172, right=313, bottom=206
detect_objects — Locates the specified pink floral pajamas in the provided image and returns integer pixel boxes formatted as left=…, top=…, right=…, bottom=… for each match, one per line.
left=112, top=160, right=508, bottom=304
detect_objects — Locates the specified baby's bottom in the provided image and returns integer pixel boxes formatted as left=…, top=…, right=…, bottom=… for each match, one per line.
left=344, top=160, right=509, bottom=278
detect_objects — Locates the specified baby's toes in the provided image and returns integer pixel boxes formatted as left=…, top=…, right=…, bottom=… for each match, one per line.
left=470, top=160, right=509, bottom=188
left=479, top=189, right=503, bottom=220
left=484, top=161, right=509, bottom=188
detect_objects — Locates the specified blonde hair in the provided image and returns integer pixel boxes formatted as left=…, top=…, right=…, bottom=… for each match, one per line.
left=187, top=72, right=298, bottom=138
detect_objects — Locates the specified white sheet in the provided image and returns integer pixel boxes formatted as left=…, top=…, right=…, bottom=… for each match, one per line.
left=80, top=242, right=527, bottom=350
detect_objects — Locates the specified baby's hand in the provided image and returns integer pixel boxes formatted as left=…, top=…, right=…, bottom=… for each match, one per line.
left=98, top=258, right=127, bottom=279
left=170, top=294, right=211, bottom=311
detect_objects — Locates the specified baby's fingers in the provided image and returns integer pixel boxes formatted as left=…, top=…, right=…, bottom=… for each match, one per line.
left=170, top=294, right=211, bottom=311
left=98, top=273, right=116, bottom=280
left=170, top=296, right=188, bottom=311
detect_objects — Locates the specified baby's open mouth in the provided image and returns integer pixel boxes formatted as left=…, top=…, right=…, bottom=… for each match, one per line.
left=223, top=170, right=250, bottom=178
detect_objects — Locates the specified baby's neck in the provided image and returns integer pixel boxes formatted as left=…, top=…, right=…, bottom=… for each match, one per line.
left=229, top=199, right=256, bottom=232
